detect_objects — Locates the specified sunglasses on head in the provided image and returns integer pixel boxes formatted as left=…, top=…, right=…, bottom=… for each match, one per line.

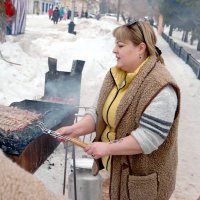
left=126, top=19, right=139, bottom=26
left=126, top=20, right=162, bottom=56
left=126, top=19, right=146, bottom=44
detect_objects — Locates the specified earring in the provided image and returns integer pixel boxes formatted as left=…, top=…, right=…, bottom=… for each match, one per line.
left=139, top=55, right=142, bottom=59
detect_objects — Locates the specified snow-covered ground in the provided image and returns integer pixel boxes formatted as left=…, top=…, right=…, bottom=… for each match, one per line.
left=0, top=15, right=200, bottom=200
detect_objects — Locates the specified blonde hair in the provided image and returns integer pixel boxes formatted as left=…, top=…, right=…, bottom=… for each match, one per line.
left=113, top=21, right=164, bottom=64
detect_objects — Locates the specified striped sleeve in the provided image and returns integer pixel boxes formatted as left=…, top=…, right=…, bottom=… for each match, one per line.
left=132, top=85, right=178, bottom=154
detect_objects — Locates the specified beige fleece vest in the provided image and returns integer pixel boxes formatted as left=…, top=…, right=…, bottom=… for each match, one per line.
left=0, top=150, right=65, bottom=200
left=92, top=56, right=181, bottom=200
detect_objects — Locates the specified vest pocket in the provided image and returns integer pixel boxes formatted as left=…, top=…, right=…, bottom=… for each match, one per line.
left=128, top=172, right=157, bottom=200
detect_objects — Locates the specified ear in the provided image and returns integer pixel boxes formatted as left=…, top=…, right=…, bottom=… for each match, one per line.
left=138, top=42, right=146, bottom=54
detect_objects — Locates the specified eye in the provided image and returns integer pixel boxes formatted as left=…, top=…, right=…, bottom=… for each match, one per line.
left=117, top=42, right=125, bottom=48
left=118, top=44, right=124, bottom=48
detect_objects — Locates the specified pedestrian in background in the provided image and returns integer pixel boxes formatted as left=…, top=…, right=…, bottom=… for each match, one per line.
left=52, top=7, right=59, bottom=24
left=48, top=7, right=53, bottom=20
left=67, top=9, right=71, bottom=20
left=59, top=7, right=64, bottom=21
left=63, top=8, right=67, bottom=20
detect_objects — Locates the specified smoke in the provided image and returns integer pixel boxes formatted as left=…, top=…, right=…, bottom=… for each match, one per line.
left=44, top=71, right=82, bottom=105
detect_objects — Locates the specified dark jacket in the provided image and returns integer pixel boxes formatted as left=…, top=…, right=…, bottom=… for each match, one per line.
left=52, top=8, right=60, bottom=21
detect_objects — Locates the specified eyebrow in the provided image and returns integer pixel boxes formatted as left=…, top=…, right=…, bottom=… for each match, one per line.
left=116, top=41, right=127, bottom=45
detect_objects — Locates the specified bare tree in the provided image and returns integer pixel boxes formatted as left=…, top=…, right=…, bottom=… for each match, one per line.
left=108, top=0, right=158, bottom=20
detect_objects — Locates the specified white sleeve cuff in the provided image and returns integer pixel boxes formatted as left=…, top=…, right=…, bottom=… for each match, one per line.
left=84, top=107, right=97, bottom=123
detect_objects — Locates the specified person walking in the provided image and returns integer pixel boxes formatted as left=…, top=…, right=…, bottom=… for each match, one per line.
left=59, top=7, right=64, bottom=21
left=57, top=20, right=181, bottom=200
left=52, top=7, right=59, bottom=24
left=67, top=9, right=71, bottom=20
left=48, top=7, right=53, bottom=20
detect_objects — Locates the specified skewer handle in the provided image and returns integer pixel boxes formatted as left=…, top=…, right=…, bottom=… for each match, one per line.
left=68, top=137, right=88, bottom=148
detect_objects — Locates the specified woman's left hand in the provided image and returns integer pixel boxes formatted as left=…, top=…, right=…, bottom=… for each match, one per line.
left=84, top=142, right=109, bottom=159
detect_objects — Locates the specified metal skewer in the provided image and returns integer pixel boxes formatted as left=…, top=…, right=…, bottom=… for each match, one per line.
left=36, top=121, right=88, bottom=148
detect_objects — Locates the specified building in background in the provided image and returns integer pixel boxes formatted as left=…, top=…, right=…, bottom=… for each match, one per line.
left=26, top=0, right=99, bottom=16
left=27, top=0, right=55, bottom=14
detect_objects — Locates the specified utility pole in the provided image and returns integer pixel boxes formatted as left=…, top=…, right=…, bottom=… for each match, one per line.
left=71, top=0, right=75, bottom=21
left=106, top=0, right=109, bottom=13
left=117, top=0, right=121, bottom=22
left=68, top=0, right=76, bottom=34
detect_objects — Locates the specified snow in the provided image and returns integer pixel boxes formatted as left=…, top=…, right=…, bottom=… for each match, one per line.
left=0, top=15, right=200, bottom=200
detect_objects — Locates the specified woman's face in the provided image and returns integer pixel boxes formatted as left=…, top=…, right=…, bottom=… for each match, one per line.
left=113, top=39, right=145, bottom=73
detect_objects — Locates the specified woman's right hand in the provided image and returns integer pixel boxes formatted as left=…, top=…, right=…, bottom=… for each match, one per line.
left=56, top=126, right=77, bottom=142
left=55, top=115, right=95, bottom=142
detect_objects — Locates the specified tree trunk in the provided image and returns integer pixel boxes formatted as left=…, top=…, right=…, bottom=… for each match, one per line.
left=168, top=25, right=173, bottom=37
left=158, top=14, right=164, bottom=34
left=190, top=31, right=195, bottom=45
left=0, top=1, right=6, bottom=43
left=183, top=31, right=189, bottom=42
left=182, top=31, right=185, bottom=41
left=0, top=31, right=6, bottom=43
left=197, top=38, right=200, bottom=51
left=0, top=17, right=6, bottom=43
left=116, top=0, right=121, bottom=22
left=121, top=13, right=126, bottom=24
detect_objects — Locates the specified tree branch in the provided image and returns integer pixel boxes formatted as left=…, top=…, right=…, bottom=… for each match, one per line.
left=0, top=50, right=21, bottom=66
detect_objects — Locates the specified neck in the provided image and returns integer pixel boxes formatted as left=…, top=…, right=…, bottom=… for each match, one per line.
left=128, top=56, right=148, bottom=73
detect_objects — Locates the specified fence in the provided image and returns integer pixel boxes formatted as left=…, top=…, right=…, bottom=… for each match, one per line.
left=161, top=32, right=200, bottom=80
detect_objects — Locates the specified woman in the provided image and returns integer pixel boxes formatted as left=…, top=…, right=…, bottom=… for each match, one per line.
left=57, top=20, right=181, bottom=200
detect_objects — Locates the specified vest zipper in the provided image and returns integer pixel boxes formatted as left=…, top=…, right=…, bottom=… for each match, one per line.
left=107, top=74, right=127, bottom=131
left=105, top=130, right=111, bottom=171
left=106, top=86, right=124, bottom=127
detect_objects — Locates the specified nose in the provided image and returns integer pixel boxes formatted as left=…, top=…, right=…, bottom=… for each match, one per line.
left=113, top=45, right=117, bottom=54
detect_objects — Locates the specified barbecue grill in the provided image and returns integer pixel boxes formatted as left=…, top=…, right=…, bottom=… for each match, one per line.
left=0, top=57, right=85, bottom=173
